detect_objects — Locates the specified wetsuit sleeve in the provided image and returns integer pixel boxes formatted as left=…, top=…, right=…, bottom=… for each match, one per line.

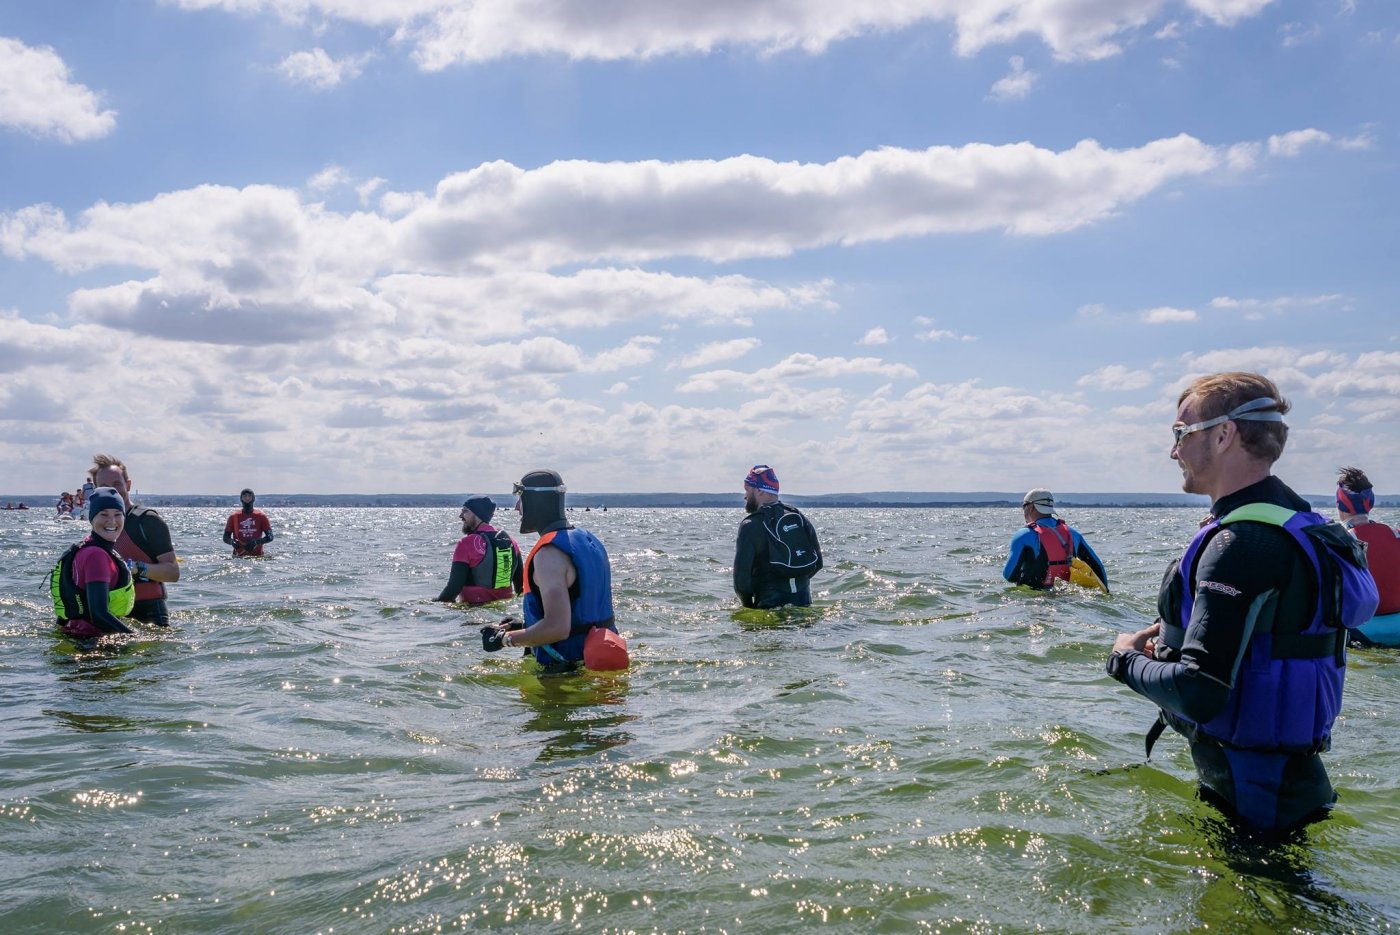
left=258, top=514, right=273, bottom=544
left=1002, top=529, right=1040, bottom=585
left=223, top=514, right=236, bottom=545
left=81, top=580, right=134, bottom=634
left=1118, top=523, right=1296, bottom=723
left=1073, top=532, right=1109, bottom=590
left=733, top=518, right=759, bottom=607
left=435, top=562, right=472, bottom=602
left=511, top=544, right=523, bottom=595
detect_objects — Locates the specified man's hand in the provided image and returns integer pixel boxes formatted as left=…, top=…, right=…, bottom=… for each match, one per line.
left=1112, top=621, right=1161, bottom=656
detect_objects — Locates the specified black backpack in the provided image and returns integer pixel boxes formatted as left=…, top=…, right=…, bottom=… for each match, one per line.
left=762, top=506, right=821, bottom=577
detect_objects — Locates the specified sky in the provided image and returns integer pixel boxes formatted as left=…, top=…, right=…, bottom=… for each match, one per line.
left=1, top=0, right=1397, bottom=497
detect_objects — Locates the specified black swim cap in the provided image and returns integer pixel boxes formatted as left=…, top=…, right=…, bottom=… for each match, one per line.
left=462, top=495, right=496, bottom=523
left=515, top=469, right=566, bottom=534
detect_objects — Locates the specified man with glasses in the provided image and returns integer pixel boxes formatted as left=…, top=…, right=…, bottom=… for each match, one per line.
left=479, top=470, right=625, bottom=671
left=434, top=495, right=522, bottom=605
left=1003, top=488, right=1108, bottom=592
left=1105, top=371, right=1377, bottom=833
left=733, top=464, right=824, bottom=609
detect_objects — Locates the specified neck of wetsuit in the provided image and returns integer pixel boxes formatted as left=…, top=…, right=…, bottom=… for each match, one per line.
left=538, top=519, right=571, bottom=535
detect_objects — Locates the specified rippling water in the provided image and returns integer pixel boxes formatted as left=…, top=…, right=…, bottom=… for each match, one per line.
left=2, top=506, right=1398, bottom=933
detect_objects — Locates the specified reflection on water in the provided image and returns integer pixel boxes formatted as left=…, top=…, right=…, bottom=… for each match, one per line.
left=517, top=672, right=635, bottom=763
left=1, top=506, right=1398, bottom=932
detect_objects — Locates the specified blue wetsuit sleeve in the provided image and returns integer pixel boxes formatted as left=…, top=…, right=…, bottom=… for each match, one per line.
left=1003, top=529, right=1038, bottom=584
left=1072, top=532, right=1109, bottom=589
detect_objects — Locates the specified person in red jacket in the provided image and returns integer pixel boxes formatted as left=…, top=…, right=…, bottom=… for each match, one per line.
left=1337, top=467, right=1400, bottom=615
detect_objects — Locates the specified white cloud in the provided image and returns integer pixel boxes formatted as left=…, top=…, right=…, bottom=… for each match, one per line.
left=1141, top=306, right=1197, bottom=324
left=676, top=353, right=916, bottom=393
left=857, top=327, right=889, bottom=346
left=989, top=56, right=1037, bottom=101
left=278, top=47, right=374, bottom=89
left=1210, top=293, right=1349, bottom=319
left=5, top=133, right=1302, bottom=286
left=671, top=338, right=761, bottom=370
left=913, top=316, right=975, bottom=342
left=169, top=0, right=1277, bottom=67
left=308, top=164, right=353, bottom=192
left=1078, top=364, right=1154, bottom=391
left=0, top=36, right=116, bottom=142
left=1279, top=22, right=1321, bottom=48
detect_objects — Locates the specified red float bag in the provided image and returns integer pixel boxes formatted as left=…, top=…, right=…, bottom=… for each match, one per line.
left=583, top=627, right=629, bottom=671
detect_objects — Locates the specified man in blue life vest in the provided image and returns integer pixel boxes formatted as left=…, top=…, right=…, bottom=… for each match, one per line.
left=733, top=464, right=824, bottom=609
left=1106, top=371, right=1377, bottom=834
left=478, top=470, right=622, bottom=672
left=1003, top=489, right=1108, bottom=592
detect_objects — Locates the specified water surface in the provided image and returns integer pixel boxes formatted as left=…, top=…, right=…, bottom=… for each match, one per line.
left=2, top=507, right=1397, bottom=932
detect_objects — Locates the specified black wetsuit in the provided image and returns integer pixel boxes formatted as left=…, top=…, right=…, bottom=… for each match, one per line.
left=1111, top=476, right=1336, bottom=831
left=733, top=501, right=823, bottom=609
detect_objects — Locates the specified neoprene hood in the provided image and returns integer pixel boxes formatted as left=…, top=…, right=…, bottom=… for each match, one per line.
left=517, top=469, right=566, bottom=535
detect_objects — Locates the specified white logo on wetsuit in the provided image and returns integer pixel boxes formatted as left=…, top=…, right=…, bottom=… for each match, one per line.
left=1199, top=580, right=1242, bottom=597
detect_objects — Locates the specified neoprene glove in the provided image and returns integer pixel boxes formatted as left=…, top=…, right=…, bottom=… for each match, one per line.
left=481, top=625, right=508, bottom=652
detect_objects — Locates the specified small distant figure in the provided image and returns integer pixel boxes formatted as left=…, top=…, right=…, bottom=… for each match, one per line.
left=89, top=453, right=179, bottom=626
left=224, top=488, right=274, bottom=557
left=56, top=492, right=74, bottom=517
left=479, top=470, right=627, bottom=672
left=48, top=486, right=136, bottom=642
left=1003, top=488, right=1108, bottom=592
left=733, top=464, right=824, bottom=609
left=1338, top=467, right=1400, bottom=615
left=434, top=495, right=522, bottom=605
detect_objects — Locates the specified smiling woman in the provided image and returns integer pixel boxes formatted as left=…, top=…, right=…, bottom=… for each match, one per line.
left=47, top=487, right=136, bottom=642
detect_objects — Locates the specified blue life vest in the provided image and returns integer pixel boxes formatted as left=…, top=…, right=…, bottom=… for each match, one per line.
left=521, top=527, right=616, bottom=669
left=1160, top=503, right=1377, bottom=753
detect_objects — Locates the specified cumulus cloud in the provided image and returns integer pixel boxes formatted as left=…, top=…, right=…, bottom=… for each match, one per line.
left=676, top=352, right=916, bottom=393
left=395, top=135, right=1232, bottom=270
left=308, top=164, right=354, bottom=192
left=278, top=47, right=374, bottom=89
left=1141, top=306, right=1197, bottom=324
left=989, top=56, right=1037, bottom=101
left=168, top=0, right=1276, bottom=66
left=671, top=337, right=761, bottom=369
left=0, top=36, right=116, bottom=141
left=914, top=316, right=976, bottom=342
left=1078, top=364, right=1154, bottom=391
left=857, top=327, right=889, bottom=346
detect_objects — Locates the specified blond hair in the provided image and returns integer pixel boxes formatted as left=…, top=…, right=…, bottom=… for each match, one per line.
left=1178, top=372, right=1290, bottom=463
left=89, top=453, right=130, bottom=484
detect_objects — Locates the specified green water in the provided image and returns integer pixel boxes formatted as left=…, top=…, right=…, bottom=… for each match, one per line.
left=1, top=507, right=1396, bottom=932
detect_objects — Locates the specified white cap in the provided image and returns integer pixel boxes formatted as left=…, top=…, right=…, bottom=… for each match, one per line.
left=1022, top=488, right=1055, bottom=514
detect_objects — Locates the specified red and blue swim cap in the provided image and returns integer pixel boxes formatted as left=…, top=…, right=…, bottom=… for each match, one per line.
left=744, top=464, right=780, bottom=493
left=1337, top=484, right=1374, bottom=515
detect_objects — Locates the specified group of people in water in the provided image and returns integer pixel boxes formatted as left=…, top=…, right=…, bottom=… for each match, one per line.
left=44, top=370, right=1400, bottom=837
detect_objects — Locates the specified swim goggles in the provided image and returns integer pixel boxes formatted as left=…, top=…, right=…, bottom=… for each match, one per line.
left=1172, top=397, right=1285, bottom=444
left=512, top=481, right=567, bottom=495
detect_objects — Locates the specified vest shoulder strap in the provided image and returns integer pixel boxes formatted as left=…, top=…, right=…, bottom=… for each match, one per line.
left=1218, top=503, right=1295, bottom=526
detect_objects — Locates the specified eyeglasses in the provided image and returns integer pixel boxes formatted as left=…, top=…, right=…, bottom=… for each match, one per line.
left=512, top=482, right=566, bottom=496
left=1172, top=397, right=1286, bottom=444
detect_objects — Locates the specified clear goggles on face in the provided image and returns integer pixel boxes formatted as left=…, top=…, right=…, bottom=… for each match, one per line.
left=512, top=482, right=566, bottom=496
left=1172, top=397, right=1285, bottom=444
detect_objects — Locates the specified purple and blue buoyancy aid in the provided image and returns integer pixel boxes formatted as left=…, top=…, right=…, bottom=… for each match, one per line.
left=521, top=527, right=616, bottom=668
left=1159, top=503, right=1378, bottom=753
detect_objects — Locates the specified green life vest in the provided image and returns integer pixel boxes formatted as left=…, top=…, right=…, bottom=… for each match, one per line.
left=49, top=541, right=136, bottom=622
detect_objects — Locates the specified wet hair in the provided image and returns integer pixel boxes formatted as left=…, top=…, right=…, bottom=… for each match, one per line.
left=1337, top=466, right=1372, bottom=493
left=1178, top=371, right=1290, bottom=463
